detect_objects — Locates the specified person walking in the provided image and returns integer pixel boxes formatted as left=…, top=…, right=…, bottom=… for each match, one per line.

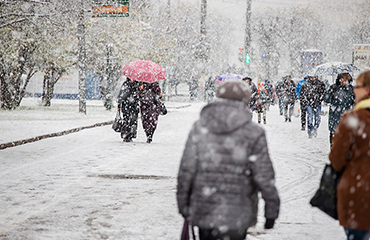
left=138, top=81, right=163, bottom=143
left=242, top=76, right=257, bottom=117
left=324, top=73, right=355, bottom=146
left=279, top=75, right=296, bottom=122
left=295, top=76, right=308, bottom=130
left=329, top=70, right=370, bottom=240
left=299, top=74, right=326, bottom=138
left=256, top=82, right=269, bottom=124
left=117, top=77, right=140, bottom=142
left=275, top=79, right=284, bottom=115
left=264, top=79, right=274, bottom=110
left=205, top=76, right=216, bottom=104
left=176, top=81, right=280, bottom=240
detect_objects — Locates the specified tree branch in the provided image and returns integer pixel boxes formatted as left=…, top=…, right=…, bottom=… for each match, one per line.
left=0, top=18, right=28, bottom=28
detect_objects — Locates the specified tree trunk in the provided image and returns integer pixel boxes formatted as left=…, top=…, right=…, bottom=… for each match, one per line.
left=0, top=43, right=35, bottom=110
left=41, top=67, right=64, bottom=107
left=16, top=67, right=37, bottom=107
left=78, top=0, right=86, bottom=114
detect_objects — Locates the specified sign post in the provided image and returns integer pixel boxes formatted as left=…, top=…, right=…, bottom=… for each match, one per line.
left=92, top=0, right=130, bottom=17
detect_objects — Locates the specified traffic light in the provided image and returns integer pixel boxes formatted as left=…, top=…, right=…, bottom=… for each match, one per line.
left=245, top=55, right=251, bottom=64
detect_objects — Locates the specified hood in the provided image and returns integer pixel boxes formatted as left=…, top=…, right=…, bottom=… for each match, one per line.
left=199, top=100, right=251, bottom=134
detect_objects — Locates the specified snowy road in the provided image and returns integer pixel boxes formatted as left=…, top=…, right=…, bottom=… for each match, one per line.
left=0, top=101, right=346, bottom=239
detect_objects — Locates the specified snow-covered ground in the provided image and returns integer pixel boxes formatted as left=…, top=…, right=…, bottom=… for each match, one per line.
left=0, top=97, right=346, bottom=239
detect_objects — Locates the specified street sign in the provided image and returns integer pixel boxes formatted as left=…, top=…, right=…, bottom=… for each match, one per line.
left=261, top=50, right=267, bottom=58
left=353, top=44, right=370, bottom=70
left=92, top=0, right=129, bottom=17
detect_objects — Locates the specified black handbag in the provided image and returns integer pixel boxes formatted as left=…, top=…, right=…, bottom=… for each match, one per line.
left=112, top=111, right=123, bottom=132
left=160, top=102, right=168, bottom=115
left=310, top=164, right=341, bottom=219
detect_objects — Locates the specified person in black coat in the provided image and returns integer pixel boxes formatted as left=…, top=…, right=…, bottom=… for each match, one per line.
left=117, top=77, right=140, bottom=142
left=275, top=79, right=284, bottom=115
left=279, top=75, right=296, bottom=122
left=242, top=77, right=257, bottom=116
left=264, top=79, right=274, bottom=109
left=324, top=73, right=355, bottom=146
left=299, top=75, right=326, bottom=138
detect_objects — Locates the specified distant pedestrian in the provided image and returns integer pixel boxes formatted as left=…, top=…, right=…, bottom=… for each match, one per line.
left=324, top=73, right=355, bottom=146
left=264, top=79, right=274, bottom=109
left=117, top=77, right=140, bottom=142
left=299, top=74, right=326, bottom=138
left=279, top=75, right=296, bottom=122
left=275, top=79, right=284, bottom=115
left=189, top=76, right=198, bottom=100
left=205, top=76, right=216, bottom=103
left=329, top=70, right=370, bottom=240
left=256, top=82, right=269, bottom=124
left=296, top=76, right=308, bottom=130
left=242, top=76, right=257, bottom=116
left=138, top=81, right=163, bottom=143
left=177, top=80, right=280, bottom=240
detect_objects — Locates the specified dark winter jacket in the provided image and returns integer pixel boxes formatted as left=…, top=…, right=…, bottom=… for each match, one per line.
left=264, top=80, right=274, bottom=102
left=299, top=79, right=326, bottom=107
left=117, top=79, right=140, bottom=138
left=117, top=79, right=139, bottom=114
left=248, top=81, right=258, bottom=110
left=177, top=99, right=280, bottom=231
left=324, top=83, right=355, bottom=132
left=138, top=81, right=162, bottom=133
left=329, top=99, right=370, bottom=230
left=279, top=80, right=296, bottom=105
left=275, top=80, right=283, bottom=98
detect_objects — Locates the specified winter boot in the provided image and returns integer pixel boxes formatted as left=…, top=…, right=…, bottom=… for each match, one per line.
left=146, top=128, right=155, bottom=144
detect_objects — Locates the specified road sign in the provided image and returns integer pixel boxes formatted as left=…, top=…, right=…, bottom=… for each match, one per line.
left=92, top=0, right=129, bottom=17
left=261, top=50, right=267, bottom=58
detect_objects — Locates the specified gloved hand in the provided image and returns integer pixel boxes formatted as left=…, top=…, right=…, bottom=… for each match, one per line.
left=264, top=218, right=275, bottom=229
left=180, top=206, right=189, bottom=218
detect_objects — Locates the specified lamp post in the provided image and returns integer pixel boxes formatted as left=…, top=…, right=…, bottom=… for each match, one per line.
left=244, top=0, right=252, bottom=74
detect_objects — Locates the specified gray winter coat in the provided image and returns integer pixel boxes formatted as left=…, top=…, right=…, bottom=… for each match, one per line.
left=176, top=99, right=280, bottom=231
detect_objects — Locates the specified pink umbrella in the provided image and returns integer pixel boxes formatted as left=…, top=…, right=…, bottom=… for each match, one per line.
left=122, top=60, right=166, bottom=83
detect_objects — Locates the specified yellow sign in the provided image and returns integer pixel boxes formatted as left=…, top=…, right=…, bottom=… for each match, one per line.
left=353, top=44, right=370, bottom=70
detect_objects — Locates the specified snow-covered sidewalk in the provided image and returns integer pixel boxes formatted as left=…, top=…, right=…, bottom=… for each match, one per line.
left=0, top=98, right=346, bottom=239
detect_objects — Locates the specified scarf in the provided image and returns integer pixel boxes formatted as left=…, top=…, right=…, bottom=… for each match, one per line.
left=354, top=98, right=370, bottom=110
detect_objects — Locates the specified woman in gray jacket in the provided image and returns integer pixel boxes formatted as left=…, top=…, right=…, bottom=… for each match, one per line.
left=177, top=81, right=280, bottom=240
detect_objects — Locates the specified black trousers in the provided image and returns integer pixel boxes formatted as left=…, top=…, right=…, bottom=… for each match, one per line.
left=199, top=228, right=247, bottom=240
left=300, top=102, right=307, bottom=128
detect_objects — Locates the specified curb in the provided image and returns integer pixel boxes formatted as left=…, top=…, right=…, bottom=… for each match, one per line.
left=0, top=121, right=113, bottom=150
left=0, top=103, right=192, bottom=150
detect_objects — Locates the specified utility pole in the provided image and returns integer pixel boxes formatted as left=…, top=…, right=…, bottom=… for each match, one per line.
left=105, top=44, right=113, bottom=110
left=162, top=0, right=171, bottom=101
left=200, top=0, right=208, bottom=62
left=244, top=0, right=252, bottom=75
left=200, top=0, right=207, bottom=46
left=77, top=0, right=86, bottom=114
left=167, top=0, right=171, bottom=17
